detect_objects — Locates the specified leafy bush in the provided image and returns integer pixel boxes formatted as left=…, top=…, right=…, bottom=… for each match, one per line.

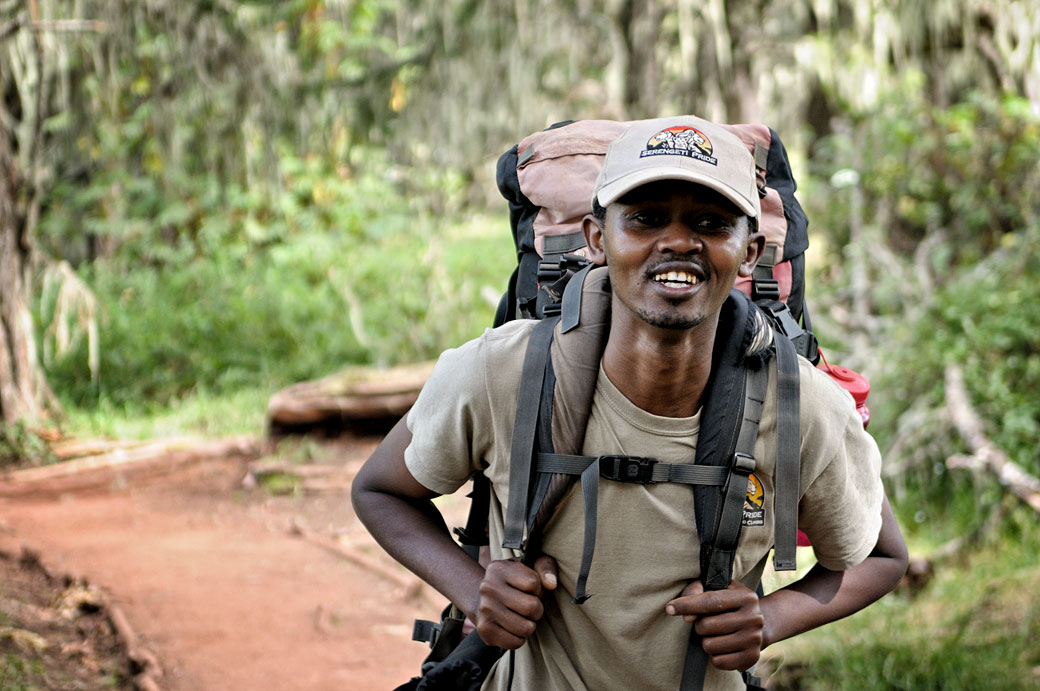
left=800, top=89, right=1040, bottom=542
left=42, top=149, right=514, bottom=409
left=806, top=85, right=1040, bottom=264
left=875, top=228, right=1040, bottom=538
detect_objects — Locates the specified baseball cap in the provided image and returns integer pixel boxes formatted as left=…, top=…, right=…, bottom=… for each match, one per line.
left=593, top=116, right=760, bottom=221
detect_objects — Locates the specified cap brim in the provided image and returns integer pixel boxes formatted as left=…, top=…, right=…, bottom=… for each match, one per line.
left=595, top=167, right=758, bottom=218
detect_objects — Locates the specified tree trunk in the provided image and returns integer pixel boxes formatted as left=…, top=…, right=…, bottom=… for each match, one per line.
left=0, top=129, right=46, bottom=424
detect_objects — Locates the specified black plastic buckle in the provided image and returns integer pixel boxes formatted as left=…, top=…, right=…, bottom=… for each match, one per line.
left=599, top=455, right=657, bottom=483
left=452, top=526, right=488, bottom=547
left=752, top=278, right=781, bottom=302
left=518, top=295, right=538, bottom=319
left=412, top=619, right=441, bottom=648
left=732, top=452, right=756, bottom=476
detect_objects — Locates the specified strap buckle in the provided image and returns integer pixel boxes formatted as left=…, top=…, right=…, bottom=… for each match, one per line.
left=732, top=452, right=756, bottom=476
left=599, top=455, right=657, bottom=484
left=752, top=278, right=781, bottom=302
left=411, top=619, right=441, bottom=648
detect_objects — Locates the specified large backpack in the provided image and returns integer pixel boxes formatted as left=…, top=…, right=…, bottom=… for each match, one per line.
left=401, top=118, right=820, bottom=691
left=495, top=119, right=819, bottom=362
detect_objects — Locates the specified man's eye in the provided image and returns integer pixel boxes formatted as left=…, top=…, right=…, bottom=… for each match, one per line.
left=631, top=211, right=664, bottom=226
left=696, top=215, right=731, bottom=232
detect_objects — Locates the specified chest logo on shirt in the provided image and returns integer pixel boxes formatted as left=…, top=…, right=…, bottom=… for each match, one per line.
left=742, top=473, right=765, bottom=527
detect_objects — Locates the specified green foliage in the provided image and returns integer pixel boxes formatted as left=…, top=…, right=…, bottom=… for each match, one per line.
left=807, top=86, right=1040, bottom=263
left=768, top=510, right=1040, bottom=690
left=0, top=653, right=34, bottom=691
left=877, top=228, right=1040, bottom=540
left=43, top=148, right=513, bottom=410
left=60, top=386, right=272, bottom=440
left=800, top=88, right=1040, bottom=542
left=0, top=423, right=57, bottom=469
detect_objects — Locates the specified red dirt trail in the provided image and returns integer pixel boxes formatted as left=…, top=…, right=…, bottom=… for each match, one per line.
left=0, top=436, right=465, bottom=690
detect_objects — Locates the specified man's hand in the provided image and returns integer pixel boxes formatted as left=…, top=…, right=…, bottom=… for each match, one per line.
left=475, top=556, right=558, bottom=649
left=665, top=580, right=764, bottom=671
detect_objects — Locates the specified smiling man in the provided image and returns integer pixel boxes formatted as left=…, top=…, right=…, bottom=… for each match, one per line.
left=352, top=116, right=908, bottom=691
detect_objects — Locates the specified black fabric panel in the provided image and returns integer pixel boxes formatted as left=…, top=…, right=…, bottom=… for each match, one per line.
left=496, top=143, right=541, bottom=309
left=691, top=292, right=751, bottom=543
left=765, top=128, right=809, bottom=260
left=787, top=253, right=806, bottom=323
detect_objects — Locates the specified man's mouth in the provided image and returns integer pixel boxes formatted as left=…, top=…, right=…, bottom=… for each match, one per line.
left=652, top=270, right=701, bottom=288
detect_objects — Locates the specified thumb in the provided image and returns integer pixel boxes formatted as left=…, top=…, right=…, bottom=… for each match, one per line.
left=533, top=555, right=558, bottom=590
left=680, top=580, right=704, bottom=598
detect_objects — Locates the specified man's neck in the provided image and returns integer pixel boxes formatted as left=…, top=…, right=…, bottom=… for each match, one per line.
left=600, top=308, right=720, bottom=418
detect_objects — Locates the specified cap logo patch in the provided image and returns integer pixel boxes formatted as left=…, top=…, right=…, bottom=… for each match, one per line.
left=641, top=126, right=718, bottom=166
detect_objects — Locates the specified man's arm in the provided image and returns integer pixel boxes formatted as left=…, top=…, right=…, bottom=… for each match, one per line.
left=666, top=494, right=908, bottom=671
left=758, top=493, right=907, bottom=647
left=351, top=416, right=557, bottom=648
left=351, top=416, right=485, bottom=617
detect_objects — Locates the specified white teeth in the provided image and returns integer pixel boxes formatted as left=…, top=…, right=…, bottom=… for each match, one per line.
left=654, top=271, right=699, bottom=285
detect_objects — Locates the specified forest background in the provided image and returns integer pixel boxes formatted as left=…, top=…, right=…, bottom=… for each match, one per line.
left=2, top=1, right=1039, bottom=688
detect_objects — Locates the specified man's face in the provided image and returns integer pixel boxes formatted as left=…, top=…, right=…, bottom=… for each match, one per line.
left=584, top=180, right=763, bottom=331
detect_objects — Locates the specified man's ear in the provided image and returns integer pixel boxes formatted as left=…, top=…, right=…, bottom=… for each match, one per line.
left=737, top=224, right=766, bottom=278
left=582, top=213, right=607, bottom=266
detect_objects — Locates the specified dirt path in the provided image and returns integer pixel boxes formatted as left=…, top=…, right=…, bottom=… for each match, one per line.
left=0, top=436, right=464, bottom=690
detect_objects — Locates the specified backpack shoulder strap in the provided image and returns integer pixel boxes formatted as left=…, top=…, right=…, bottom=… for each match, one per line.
left=681, top=356, right=769, bottom=690
left=772, top=331, right=801, bottom=571
left=502, top=315, right=560, bottom=551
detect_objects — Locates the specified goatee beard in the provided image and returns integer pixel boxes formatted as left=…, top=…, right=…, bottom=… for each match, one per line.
left=637, top=306, right=707, bottom=330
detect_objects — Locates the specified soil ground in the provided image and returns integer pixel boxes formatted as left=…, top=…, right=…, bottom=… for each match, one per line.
left=0, top=434, right=468, bottom=690
left=0, top=546, right=128, bottom=689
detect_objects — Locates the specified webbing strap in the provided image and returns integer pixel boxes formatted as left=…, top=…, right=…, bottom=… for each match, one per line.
left=454, top=474, right=491, bottom=561
left=538, top=452, right=730, bottom=605
left=574, top=462, right=600, bottom=604
left=516, top=252, right=541, bottom=318
left=542, top=230, right=587, bottom=257
left=524, top=350, right=558, bottom=555
left=503, top=317, right=560, bottom=550
left=772, top=334, right=800, bottom=571
left=536, top=453, right=729, bottom=486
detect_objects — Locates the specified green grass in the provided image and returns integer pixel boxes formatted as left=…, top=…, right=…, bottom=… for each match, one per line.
left=59, top=384, right=273, bottom=440
left=764, top=508, right=1040, bottom=690
left=0, top=653, right=37, bottom=691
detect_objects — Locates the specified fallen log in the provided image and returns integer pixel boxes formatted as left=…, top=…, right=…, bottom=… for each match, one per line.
left=945, top=366, right=1040, bottom=515
left=49, top=438, right=149, bottom=461
left=267, top=361, right=435, bottom=431
left=0, top=437, right=260, bottom=499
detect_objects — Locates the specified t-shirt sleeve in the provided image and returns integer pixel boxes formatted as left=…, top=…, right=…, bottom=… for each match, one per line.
left=796, top=361, right=885, bottom=571
left=404, top=335, right=494, bottom=495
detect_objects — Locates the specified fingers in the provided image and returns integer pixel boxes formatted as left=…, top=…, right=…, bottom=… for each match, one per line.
left=533, top=554, right=559, bottom=591
left=666, top=579, right=756, bottom=620
left=475, top=559, right=551, bottom=649
left=666, top=579, right=764, bottom=671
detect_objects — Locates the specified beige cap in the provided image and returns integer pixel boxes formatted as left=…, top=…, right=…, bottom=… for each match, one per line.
left=594, top=116, right=760, bottom=220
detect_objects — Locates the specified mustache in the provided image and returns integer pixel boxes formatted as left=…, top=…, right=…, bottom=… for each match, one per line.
left=643, top=255, right=707, bottom=278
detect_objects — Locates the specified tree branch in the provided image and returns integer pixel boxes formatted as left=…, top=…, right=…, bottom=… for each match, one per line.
left=945, top=365, right=1040, bottom=515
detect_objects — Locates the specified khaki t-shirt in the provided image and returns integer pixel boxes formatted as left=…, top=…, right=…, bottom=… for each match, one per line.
left=405, top=320, right=884, bottom=691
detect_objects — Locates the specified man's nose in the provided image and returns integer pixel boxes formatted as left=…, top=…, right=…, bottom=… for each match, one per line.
left=656, top=221, right=703, bottom=254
